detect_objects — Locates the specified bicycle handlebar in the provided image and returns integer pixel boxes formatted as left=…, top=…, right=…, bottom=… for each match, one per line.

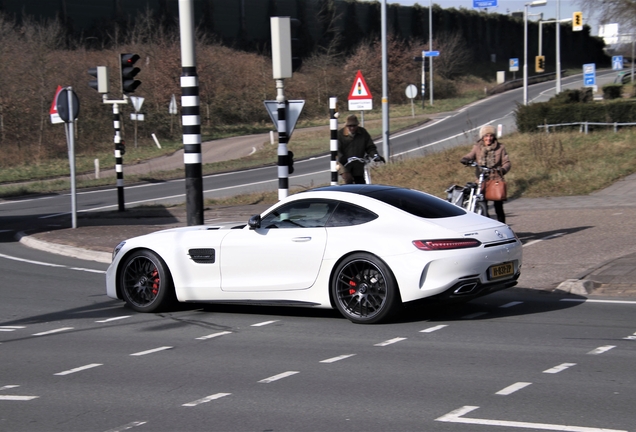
left=462, top=161, right=491, bottom=173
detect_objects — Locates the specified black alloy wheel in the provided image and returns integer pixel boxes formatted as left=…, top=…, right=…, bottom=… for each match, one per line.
left=332, top=253, right=399, bottom=324
left=120, top=250, right=175, bottom=313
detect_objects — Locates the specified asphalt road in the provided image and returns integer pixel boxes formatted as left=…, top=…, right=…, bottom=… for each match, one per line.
left=1, top=265, right=634, bottom=431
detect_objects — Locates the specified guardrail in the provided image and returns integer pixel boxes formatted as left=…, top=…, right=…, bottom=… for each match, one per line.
left=487, top=71, right=563, bottom=96
left=537, top=121, right=636, bottom=133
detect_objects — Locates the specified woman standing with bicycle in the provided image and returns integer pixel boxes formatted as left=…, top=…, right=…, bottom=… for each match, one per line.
left=460, top=125, right=511, bottom=223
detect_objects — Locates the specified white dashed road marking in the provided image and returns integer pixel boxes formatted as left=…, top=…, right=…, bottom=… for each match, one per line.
left=183, top=393, right=231, bottom=407
left=588, top=345, right=616, bottom=355
left=496, top=382, right=532, bottom=395
left=320, top=354, right=356, bottom=363
left=420, top=324, right=448, bottom=333
left=258, top=371, right=299, bottom=383
left=54, top=363, right=103, bottom=376
left=32, top=327, right=74, bottom=336
left=251, top=320, right=278, bottom=327
left=130, top=346, right=173, bottom=356
left=543, top=363, right=577, bottom=374
left=196, top=331, right=232, bottom=340
left=374, top=337, right=407, bottom=347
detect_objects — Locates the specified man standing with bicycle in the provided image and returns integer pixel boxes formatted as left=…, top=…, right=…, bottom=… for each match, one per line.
left=337, top=114, right=384, bottom=184
left=460, top=125, right=511, bottom=223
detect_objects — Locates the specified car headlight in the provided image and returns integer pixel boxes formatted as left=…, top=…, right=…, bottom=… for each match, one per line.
left=112, top=241, right=126, bottom=261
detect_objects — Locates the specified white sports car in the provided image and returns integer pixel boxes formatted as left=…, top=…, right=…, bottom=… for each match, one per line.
left=106, top=185, right=522, bottom=324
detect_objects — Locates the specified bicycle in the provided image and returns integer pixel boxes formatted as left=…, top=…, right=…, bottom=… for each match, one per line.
left=342, top=155, right=385, bottom=184
left=446, top=161, right=490, bottom=217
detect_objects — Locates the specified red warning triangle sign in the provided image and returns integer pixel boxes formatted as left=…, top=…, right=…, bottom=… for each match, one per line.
left=348, top=70, right=373, bottom=100
left=50, top=85, right=64, bottom=124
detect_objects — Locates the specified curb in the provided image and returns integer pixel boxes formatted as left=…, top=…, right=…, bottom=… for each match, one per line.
left=17, top=232, right=112, bottom=264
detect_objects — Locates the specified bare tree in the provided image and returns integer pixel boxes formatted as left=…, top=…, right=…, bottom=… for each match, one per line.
left=576, top=0, right=636, bottom=31
left=430, top=32, right=472, bottom=80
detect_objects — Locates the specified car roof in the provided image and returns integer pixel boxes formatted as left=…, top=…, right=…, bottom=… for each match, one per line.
left=304, top=184, right=466, bottom=219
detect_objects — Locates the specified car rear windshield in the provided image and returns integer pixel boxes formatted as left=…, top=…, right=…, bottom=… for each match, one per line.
left=367, top=188, right=466, bottom=219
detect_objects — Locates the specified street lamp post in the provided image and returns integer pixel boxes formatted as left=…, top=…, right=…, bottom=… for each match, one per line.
left=524, top=0, right=547, bottom=105
left=556, top=0, right=561, bottom=94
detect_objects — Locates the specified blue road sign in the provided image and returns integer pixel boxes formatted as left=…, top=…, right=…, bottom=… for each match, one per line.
left=474, top=0, right=497, bottom=7
left=583, top=63, right=596, bottom=87
left=509, top=58, right=519, bottom=72
left=423, top=51, right=440, bottom=57
left=612, top=56, right=624, bottom=70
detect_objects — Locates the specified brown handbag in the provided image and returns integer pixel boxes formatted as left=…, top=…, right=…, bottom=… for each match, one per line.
left=484, top=175, right=507, bottom=201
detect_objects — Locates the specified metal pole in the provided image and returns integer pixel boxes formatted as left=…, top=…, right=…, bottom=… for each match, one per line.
left=523, top=4, right=529, bottom=105
left=66, top=87, right=77, bottom=229
left=329, top=97, right=338, bottom=185
left=381, top=0, right=390, bottom=159
left=421, top=51, right=426, bottom=108
left=556, top=0, right=562, bottom=93
left=429, top=0, right=434, bottom=106
left=276, top=79, right=289, bottom=200
left=632, top=33, right=634, bottom=84
left=113, top=102, right=125, bottom=212
left=179, top=0, right=203, bottom=225
left=538, top=21, right=543, bottom=57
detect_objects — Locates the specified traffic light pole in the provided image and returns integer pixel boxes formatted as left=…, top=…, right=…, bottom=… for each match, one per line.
left=102, top=96, right=128, bottom=212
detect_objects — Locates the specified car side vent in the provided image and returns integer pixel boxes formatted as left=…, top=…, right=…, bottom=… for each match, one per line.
left=188, top=248, right=216, bottom=264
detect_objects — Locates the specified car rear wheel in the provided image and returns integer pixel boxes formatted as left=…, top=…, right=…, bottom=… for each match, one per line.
left=120, top=250, right=175, bottom=313
left=332, top=253, right=400, bottom=324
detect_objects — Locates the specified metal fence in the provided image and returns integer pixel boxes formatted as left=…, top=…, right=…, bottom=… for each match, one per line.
left=537, top=121, right=636, bottom=133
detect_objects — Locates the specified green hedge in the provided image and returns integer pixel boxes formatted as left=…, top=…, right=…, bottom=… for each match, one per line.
left=515, top=96, right=636, bottom=132
left=602, top=84, right=623, bottom=100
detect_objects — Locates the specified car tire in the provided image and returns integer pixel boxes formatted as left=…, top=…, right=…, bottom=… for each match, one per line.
left=119, top=250, right=175, bottom=313
left=331, top=253, right=400, bottom=324
left=476, top=201, right=488, bottom=217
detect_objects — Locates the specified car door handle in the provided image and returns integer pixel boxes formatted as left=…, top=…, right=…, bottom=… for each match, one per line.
left=292, top=237, right=312, bottom=242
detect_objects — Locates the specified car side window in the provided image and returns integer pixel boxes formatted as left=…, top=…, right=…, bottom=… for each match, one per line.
left=326, top=202, right=377, bottom=227
left=260, top=200, right=337, bottom=229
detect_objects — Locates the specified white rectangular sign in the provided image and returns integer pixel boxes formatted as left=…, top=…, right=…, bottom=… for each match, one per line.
left=348, top=99, right=373, bottom=111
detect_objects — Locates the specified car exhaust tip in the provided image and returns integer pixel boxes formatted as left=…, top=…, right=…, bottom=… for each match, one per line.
left=453, top=283, right=478, bottom=295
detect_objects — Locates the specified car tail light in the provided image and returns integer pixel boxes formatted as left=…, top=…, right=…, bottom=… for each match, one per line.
left=413, top=239, right=481, bottom=250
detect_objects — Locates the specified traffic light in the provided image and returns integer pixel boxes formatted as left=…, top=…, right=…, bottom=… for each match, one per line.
left=288, top=150, right=294, bottom=174
left=573, top=11, right=583, bottom=31
left=290, top=18, right=302, bottom=72
left=535, top=55, right=545, bottom=73
left=88, top=66, right=109, bottom=93
left=116, top=141, right=126, bottom=156
left=120, top=53, right=141, bottom=93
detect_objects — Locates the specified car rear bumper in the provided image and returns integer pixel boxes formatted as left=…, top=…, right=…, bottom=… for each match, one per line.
left=405, top=271, right=520, bottom=306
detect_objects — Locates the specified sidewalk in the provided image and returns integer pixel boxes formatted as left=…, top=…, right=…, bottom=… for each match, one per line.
left=18, top=174, right=636, bottom=298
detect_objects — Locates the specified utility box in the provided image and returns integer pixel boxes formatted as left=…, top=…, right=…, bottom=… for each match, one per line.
left=271, top=17, right=292, bottom=79
left=497, top=71, right=505, bottom=84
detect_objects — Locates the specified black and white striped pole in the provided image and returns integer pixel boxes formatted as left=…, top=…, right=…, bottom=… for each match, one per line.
left=113, top=103, right=125, bottom=211
left=329, top=97, right=339, bottom=185
left=275, top=80, right=290, bottom=199
left=270, top=16, right=295, bottom=200
left=179, top=0, right=203, bottom=225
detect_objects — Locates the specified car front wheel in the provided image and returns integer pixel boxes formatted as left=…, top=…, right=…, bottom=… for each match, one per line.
left=332, top=253, right=400, bottom=324
left=119, top=250, right=175, bottom=313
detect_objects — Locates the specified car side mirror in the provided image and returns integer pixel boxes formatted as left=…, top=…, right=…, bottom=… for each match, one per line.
left=248, top=214, right=261, bottom=229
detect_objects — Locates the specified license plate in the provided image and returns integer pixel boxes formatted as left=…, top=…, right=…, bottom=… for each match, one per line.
left=489, top=262, right=514, bottom=280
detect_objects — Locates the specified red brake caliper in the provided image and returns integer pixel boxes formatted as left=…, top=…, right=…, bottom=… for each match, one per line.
left=348, top=280, right=357, bottom=295
left=151, top=269, right=160, bottom=296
